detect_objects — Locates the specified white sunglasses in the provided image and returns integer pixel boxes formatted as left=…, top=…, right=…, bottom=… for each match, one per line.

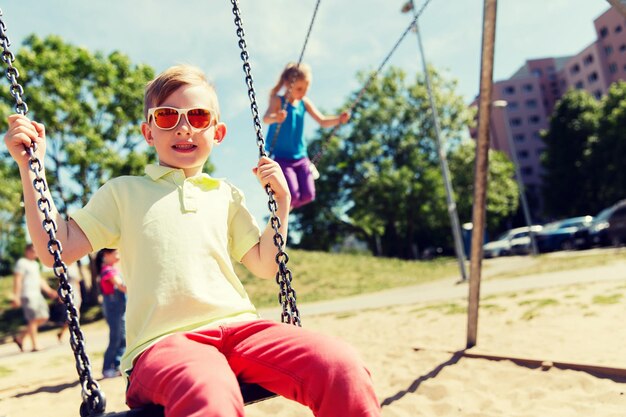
left=147, top=107, right=216, bottom=131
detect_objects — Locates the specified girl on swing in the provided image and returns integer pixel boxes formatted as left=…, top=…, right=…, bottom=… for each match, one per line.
left=4, top=64, right=379, bottom=417
left=263, top=62, right=350, bottom=209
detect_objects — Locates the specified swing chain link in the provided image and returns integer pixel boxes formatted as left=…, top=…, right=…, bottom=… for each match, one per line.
left=231, top=0, right=301, bottom=326
left=0, top=10, right=106, bottom=417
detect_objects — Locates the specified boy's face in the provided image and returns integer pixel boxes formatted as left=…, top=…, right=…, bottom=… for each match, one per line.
left=141, top=84, right=226, bottom=177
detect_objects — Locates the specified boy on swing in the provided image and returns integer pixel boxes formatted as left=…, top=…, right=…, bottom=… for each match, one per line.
left=4, top=64, right=380, bottom=417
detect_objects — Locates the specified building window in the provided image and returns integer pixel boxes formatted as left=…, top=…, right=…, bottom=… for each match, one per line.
left=588, top=72, right=599, bottom=83
left=605, top=45, right=614, bottom=56
left=575, top=80, right=584, bottom=89
left=525, top=99, right=538, bottom=108
left=532, top=68, right=542, bottom=77
left=600, top=27, right=609, bottom=38
left=517, top=150, right=529, bottom=159
left=529, top=115, right=541, bottom=124
left=583, top=54, right=594, bottom=65
left=510, top=117, right=522, bottom=127
left=610, top=63, right=618, bottom=74
left=513, top=134, right=525, bottom=143
left=503, top=85, right=515, bottom=95
left=594, top=90, right=602, bottom=99
left=532, top=131, right=542, bottom=140
left=522, top=84, right=533, bottom=92
left=570, top=64, right=581, bottom=74
left=616, top=25, right=623, bottom=33
left=621, top=44, right=626, bottom=52
left=521, top=167, right=534, bottom=176
left=508, top=101, right=519, bottom=110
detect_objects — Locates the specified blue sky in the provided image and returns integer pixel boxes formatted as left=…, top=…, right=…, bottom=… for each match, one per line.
left=1, top=0, right=612, bottom=225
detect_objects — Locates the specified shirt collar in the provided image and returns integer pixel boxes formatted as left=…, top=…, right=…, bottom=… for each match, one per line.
left=144, top=164, right=222, bottom=189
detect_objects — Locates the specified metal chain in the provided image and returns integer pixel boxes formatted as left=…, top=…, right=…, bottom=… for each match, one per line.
left=0, top=9, right=106, bottom=417
left=268, top=0, right=321, bottom=155
left=310, top=0, right=433, bottom=166
left=231, top=0, right=301, bottom=326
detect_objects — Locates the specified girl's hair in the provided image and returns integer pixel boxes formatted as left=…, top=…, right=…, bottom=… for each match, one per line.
left=144, top=64, right=221, bottom=121
left=269, top=62, right=312, bottom=97
left=95, top=248, right=116, bottom=274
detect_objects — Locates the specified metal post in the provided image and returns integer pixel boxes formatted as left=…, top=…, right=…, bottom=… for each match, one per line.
left=467, top=0, right=498, bottom=349
left=493, top=100, right=538, bottom=256
left=407, top=0, right=468, bottom=282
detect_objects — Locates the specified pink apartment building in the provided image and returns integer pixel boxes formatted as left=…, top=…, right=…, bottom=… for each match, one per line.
left=474, top=6, right=626, bottom=215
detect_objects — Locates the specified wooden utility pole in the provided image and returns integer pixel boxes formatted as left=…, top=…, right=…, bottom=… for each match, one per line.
left=467, top=0, right=497, bottom=348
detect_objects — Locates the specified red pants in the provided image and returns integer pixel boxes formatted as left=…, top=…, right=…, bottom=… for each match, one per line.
left=126, top=319, right=381, bottom=417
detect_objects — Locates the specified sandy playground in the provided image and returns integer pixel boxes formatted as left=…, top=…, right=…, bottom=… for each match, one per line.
left=1, top=256, right=625, bottom=417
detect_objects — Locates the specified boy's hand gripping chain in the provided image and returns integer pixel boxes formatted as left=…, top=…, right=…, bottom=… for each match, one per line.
left=231, top=0, right=301, bottom=326
left=0, top=10, right=106, bottom=417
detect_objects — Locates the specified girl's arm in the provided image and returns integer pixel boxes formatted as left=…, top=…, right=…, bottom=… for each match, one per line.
left=112, top=275, right=127, bottom=293
left=4, top=115, right=92, bottom=267
left=302, top=97, right=351, bottom=128
left=241, top=156, right=291, bottom=279
left=262, top=95, right=287, bottom=124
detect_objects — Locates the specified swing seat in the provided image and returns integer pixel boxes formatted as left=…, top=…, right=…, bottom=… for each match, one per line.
left=101, top=382, right=276, bottom=416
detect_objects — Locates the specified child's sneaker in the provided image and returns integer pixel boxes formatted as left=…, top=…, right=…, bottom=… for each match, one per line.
left=103, top=369, right=121, bottom=379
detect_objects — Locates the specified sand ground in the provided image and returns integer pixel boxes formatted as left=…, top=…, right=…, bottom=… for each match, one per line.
left=1, top=254, right=625, bottom=416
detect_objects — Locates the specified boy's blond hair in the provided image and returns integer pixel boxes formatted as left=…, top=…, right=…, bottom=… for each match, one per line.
left=144, top=64, right=221, bottom=121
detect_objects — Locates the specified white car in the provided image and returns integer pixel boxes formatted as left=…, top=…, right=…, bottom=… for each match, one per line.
left=483, top=225, right=542, bottom=258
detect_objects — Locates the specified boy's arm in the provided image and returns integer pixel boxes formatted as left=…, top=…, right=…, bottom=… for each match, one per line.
left=4, top=115, right=93, bottom=267
left=241, top=156, right=291, bottom=279
left=262, top=95, right=287, bottom=124
left=302, top=97, right=351, bottom=128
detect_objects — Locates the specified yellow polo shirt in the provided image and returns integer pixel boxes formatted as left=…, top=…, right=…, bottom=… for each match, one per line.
left=71, top=164, right=261, bottom=372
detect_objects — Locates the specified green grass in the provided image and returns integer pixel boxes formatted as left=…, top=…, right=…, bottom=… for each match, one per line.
left=235, top=249, right=460, bottom=307
left=0, top=364, right=13, bottom=378
left=519, top=298, right=559, bottom=320
left=592, top=294, right=623, bottom=305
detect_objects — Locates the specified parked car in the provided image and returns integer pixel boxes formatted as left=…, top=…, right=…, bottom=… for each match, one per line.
left=483, top=225, right=542, bottom=258
left=535, top=216, right=593, bottom=253
left=574, top=200, right=626, bottom=248
left=509, top=225, right=543, bottom=255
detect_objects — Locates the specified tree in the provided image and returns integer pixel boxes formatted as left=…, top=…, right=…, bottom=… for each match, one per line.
left=541, top=89, right=599, bottom=217
left=447, top=141, right=519, bottom=232
left=294, top=67, right=518, bottom=258
left=592, top=82, right=626, bottom=208
left=0, top=35, right=164, bottom=302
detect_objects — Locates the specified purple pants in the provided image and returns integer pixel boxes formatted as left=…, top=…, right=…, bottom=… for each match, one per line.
left=275, top=157, right=315, bottom=209
left=126, top=319, right=381, bottom=417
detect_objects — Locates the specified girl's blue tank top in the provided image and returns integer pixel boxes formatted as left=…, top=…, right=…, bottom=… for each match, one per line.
left=266, top=96, right=307, bottom=159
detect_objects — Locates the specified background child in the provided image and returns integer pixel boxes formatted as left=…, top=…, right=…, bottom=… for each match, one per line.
left=11, top=243, right=57, bottom=352
left=4, top=64, right=380, bottom=417
left=263, top=62, right=351, bottom=209
left=95, top=248, right=126, bottom=378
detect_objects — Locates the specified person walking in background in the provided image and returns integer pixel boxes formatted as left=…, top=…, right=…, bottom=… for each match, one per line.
left=11, top=243, right=57, bottom=352
left=263, top=62, right=350, bottom=209
left=56, top=262, right=83, bottom=342
left=95, top=248, right=127, bottom=378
